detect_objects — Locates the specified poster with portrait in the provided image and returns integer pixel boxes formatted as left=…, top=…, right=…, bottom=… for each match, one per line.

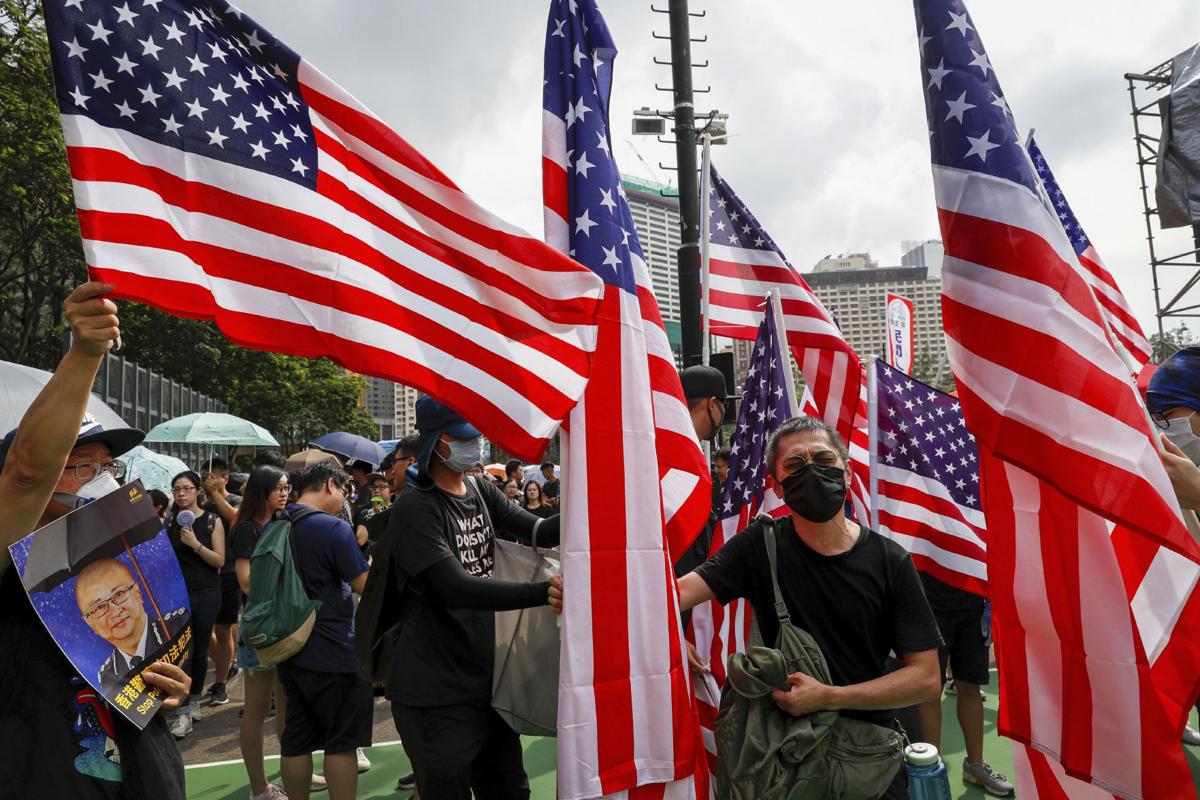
left=8, top=480, right=191, bottom=729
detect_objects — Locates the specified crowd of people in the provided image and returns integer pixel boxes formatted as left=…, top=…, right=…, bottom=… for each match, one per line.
left=6, top=284, right=1200, bottom=800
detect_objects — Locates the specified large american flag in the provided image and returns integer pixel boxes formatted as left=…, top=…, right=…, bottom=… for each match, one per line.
left=706, top=165, right=872, bottom=523
left=1026, top=135, right=1153, bottom=368
left=914, top=0, right=1200, bottom=796
left=42, top=0, right=604, bottom=461
left=872, top=362, right=986, bottom=595
left=688, top=291, right=794, bottom=778
left=542, top=1, right=708, bottom=797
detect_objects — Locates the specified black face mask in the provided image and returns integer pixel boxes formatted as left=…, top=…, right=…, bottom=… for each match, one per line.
left=779, top=464, right=847, bottom=523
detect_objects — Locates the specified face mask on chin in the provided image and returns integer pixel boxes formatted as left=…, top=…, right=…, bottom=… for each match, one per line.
left=1165, top=414, right=1200, bottom=466
left=779, top=463, right=848, bottom=523
left=52, top=471, right=121, bottom=511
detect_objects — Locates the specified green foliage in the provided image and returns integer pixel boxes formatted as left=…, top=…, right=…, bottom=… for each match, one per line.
left=1150, top=322, right=1195, bottom=364
left=911, top=348, right=956, bottom=394
left=0, top=0, right=86, bottom=368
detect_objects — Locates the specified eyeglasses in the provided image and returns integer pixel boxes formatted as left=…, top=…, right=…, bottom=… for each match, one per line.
left=272, top=483, right=291, bottom=494
left=84, top=583, right=137, bottom=620
left=64, top=461, right=127, bottom=482
left=172, top=484, right=199, bottom=494
left=1151, top=409, right=1194, bottom=431
left=782, top=449, right=841, bottom=469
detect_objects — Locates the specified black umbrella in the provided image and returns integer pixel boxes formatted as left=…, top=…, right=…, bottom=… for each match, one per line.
left=22, top=480, right=171, bottom=625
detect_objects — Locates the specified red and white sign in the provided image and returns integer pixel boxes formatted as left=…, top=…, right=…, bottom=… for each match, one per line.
left=885, top=293, right=915, bottom=374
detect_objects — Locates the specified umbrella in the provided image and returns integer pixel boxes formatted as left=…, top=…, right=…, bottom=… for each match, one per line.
left=311, top=432, right=386, bottom=467
left=285, top=448, right=343, bottom=471
left=144, top=412, right=278, bottom=446
left=0, top=360, right=128, bottom=434
left=484, top=463, right=506, bottom=479
left=115, top=446, right=190, bottom=492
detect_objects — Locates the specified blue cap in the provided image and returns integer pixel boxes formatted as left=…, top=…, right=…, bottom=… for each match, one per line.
left=0, top=414, right=144, bottom=475
left=1147, top=347, right=1200, bottom=413
left=409, top=397, right=482, bottom=490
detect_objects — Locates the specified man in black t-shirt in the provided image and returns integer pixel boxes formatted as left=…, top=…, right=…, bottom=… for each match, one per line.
left=676, top=415, right=942, bottom=800
left=539, top=461, right=559, bottom=506
left=0, top=282, right=190, bottom=800
left=384, top=397, right=562, bottom=800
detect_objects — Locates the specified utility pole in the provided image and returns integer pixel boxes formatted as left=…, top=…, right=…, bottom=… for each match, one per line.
left=667, top=0, right=701, bottom=366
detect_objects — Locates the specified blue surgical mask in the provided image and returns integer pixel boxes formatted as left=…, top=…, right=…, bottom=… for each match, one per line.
left=438, top=436, right=483, bottom=473
left=1165, top=414, right=1200, bottom=466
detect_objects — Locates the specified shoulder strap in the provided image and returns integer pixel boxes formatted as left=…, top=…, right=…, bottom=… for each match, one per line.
left=761, top=518, right=792, bottom=627
left=465, top=477, right=497, bottom=542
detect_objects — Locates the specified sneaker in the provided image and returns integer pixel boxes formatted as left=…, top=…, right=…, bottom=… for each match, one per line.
left=1184, top=725, right=1200, bottom=746
left=356, top=747, right=371, bottom=773
left=396, top=773, right=416, bottom=790
left=962, top=759, right=1014, bottom=797
left=249, top=784, right=288, bottom=800
left=207, top=682, right=230, bottom=706
left=310, top=773, right=327, bottom=792
left=189, top=704, right=202, bottom=722
left=168, top=713, right=193, bottom=739
left=944, top=679, right=957, bottom=695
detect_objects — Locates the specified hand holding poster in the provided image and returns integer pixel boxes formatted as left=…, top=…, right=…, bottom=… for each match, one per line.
left=885, top=292, right=915, bottom=375
left=7, top=480, right=191, bottom=729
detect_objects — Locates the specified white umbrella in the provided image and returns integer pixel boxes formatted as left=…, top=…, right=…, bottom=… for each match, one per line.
left=144, top=412, right=278, bottom=446
left=0, top=360, right=129, bottom=434
left=115, top=446, right=191, bottom=492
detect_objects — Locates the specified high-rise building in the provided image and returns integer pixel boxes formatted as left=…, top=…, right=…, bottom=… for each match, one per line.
left=812, top=252, right=878, bottom=273
left=900, top=239, right=945, bottom=279
left=622, top=174, right=682, bottom=359
left=363, top=377, right=421, bottom=441
left=804, top=245, right=950, bottom=381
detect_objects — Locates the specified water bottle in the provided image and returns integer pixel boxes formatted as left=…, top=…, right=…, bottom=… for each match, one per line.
left=905, top=742, right=952, bottom=800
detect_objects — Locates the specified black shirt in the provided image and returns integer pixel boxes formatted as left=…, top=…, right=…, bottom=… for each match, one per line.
left=522, top=503, right=555, bottom=520
left=387, top=477, right=543, bottom=706
left=229, top=518, right=263, bottom=563
left=0, top=569, right=185, bottom=799
left=695, top=517, right=942, bottom=724
left=165, top=509, right=220, bottom=592
left=920, top=572, right=985, bottom=614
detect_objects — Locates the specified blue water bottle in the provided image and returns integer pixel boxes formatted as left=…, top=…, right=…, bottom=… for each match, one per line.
left=905, top=742, right=953, bottom=800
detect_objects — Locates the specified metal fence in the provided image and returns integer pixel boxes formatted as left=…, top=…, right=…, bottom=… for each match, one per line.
left=92, top=351, right=228, bottom=467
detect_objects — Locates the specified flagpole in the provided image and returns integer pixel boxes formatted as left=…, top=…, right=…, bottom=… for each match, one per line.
left=769, top=290, right=797, bottom=415
left=866, top=358, right=880, bottom=530
left=700, top=133, right=713, bottom=367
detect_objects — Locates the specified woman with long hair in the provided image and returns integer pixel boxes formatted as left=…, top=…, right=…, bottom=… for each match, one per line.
left=165, top=469, right=226, bottom=738
left=229, top=466, right=313, bottom=800
left=521, top=480, right=554, bottom=519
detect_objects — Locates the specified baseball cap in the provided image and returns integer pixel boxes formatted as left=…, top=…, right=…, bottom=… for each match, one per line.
left=679, top=365, right=730, bottom=400
left=0, top=414, right=145, bottom=475
left=410, top=397, right=483, bottom=490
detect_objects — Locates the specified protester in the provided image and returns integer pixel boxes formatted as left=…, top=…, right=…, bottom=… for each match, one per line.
left=347, top=458, right=373, bottom=510
left=714, top=447, right=732, bottom=490
left=149, top=488, right=170, bottom=521
left=354, top=472, right=392, bottom=554
left=165, top=469, right=227, bottom=737
left=253, top=450, right=289, bottom=470
left=914, top=575, right=1013, bottom=795
left=503, top=479, right=521, bottom=504
left=540, top=461, right=560, bottom=507
left=504, top=458, right=524, bottom=487
left=276, top=462, right=373, bottom=800
left=522, top=480, right=554, bottom=519
left=384, top=397, right=563, bottom=799
left=231, top=466, right=295, bottom=800
left=202, top=455, right=244, bottom=708
left=389, top=434, right=421, bottom=493
left=673, top=365, right=729, bottom=579
left=676, top=416, right=942, bottom=799
left=0, top=281, right=189, bottom=798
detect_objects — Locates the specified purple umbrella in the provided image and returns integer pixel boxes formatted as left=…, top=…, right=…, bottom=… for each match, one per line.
left=310, top=432, right=387, bottom=468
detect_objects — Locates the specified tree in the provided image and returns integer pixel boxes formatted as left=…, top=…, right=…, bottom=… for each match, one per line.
left=1150, top=322, right=1195, bottom=364
left=0, top=0, right=86, bottom=368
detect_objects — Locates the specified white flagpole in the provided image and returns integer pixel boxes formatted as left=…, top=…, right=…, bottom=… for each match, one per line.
left=866, top=357, right=880, bottom=530
left=769, top=290, right=798, bottom=415
left=700, top=133, right=713, bottom=367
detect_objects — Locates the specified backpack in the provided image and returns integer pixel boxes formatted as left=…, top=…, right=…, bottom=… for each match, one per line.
left=240, top=507, right=322, bottom=667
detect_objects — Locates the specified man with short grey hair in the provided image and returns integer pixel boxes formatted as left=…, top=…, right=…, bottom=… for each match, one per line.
left=676, top=414, right=943, bottom=799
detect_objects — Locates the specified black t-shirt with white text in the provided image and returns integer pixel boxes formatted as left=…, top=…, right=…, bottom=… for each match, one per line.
left=387, top=477, right=536, bottom=706
left=695, top=517, right=942, bottom=724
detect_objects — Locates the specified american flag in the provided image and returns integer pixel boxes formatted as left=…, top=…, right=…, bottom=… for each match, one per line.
left=688, top=291, right=795, bottom=777
left=706, top=165, right=873, bottom=523
left=42, top=0, right=604, bottom=461
left=914, top=0, right=1200, bottom=796
left=542, top=1, right=708, bottom=797
left=871, top=361, right=986, bottom=596
left=1026, top=135, right=1152, bottom=368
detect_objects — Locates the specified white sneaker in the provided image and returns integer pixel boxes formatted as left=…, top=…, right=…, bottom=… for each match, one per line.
left=189, top=704, right=202, bottom=722
left=310, top=773, right=327, bottom=792
left=249, top=784, right=288, bottom=800
left=168, top=713, right=193, bottom=739
left=356, top=747, right=371, bottom=773
left=1184, top=725, right=1200, bottom=746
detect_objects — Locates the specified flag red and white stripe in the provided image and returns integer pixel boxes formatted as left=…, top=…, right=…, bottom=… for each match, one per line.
left=61, top=75, right=601, bottom=462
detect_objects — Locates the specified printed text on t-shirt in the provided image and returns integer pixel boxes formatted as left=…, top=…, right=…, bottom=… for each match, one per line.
left=454, top=513, right=493, bottom=577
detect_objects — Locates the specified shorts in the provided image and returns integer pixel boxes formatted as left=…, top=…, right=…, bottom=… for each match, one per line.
left=932, top=605, right=989, bottom=687
left=277, top=662, right=373, bottom=756
left=216, top=571, right=241, bottom=626
left=236, top=632, right=271, bottom=673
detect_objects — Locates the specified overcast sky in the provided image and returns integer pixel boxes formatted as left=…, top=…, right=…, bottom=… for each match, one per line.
left=235, top=0, right=1200, bottom=339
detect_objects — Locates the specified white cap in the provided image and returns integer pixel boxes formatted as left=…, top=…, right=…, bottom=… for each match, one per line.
left=904, top=742, right=941, bottom=767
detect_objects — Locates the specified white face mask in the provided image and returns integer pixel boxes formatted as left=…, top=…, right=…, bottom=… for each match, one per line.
left=438, top=436, right=483, bottom=473
left=1165, top=414, right=1200, bottom=466
left=54, top=470, right=121, bottom=510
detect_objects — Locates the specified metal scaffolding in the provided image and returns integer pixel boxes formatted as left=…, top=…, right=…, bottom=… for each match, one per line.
left=1125, top=59, right=1200, bottom=340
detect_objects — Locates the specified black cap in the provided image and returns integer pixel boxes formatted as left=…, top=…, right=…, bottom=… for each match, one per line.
left=679, top=365, right=729, bottom=400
